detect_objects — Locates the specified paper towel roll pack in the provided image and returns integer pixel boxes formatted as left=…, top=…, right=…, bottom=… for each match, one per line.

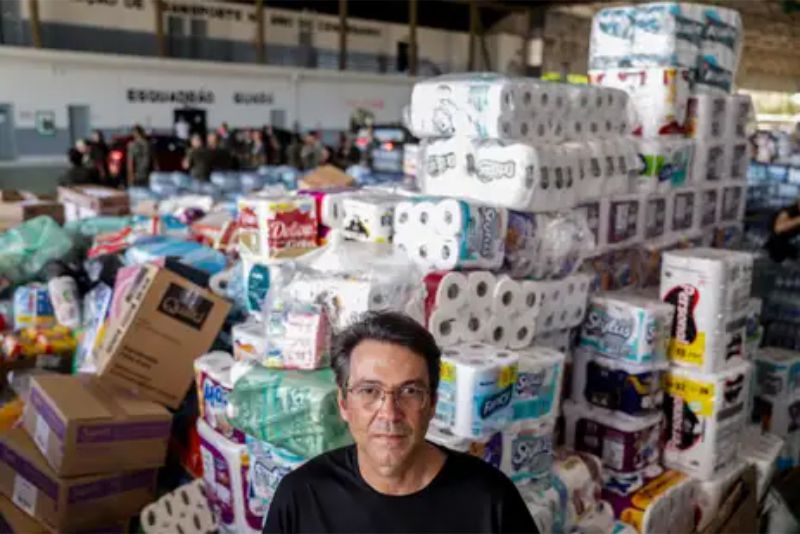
left=726, top=141, right=748, bottom=181
left=663, top=361, right=751, bottom=480
left=512, top=347, right=566, bottom=422
left=753, top=347, right=800, bottom=400
left=589, top=6, right=635, bottom=70
left=563, top=400, right=663, bottom=473
left=246, top=437, right=306, bottom=509
left=691, top=141, right=725, bottom=182
left=660, top=248, right=752, bottom=372
left=394, top=198, right=508, bottom=272
left=572, top=350, right=667, bottom=417
left=435, top=343, right=521, bottom=438
left=579, top=292, right=673, bottom=364
left=195, top=351, right=246, bottom=444
left=634, top=138, right=694, bottom=192
left=640, top=193, right=672, bottom=243
left=197, top=419, right=264, bottom=534
left=237, top=195, right=318, bottom=260
left=604, top=194, right=643, bottom=249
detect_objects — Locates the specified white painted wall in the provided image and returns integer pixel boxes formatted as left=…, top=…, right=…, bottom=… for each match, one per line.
left=0, top=47, right=415, bottom=131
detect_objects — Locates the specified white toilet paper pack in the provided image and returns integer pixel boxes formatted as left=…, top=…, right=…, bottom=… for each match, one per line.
left=246, top=437, right=306, bottom=509
left=753, top=347, right=800, bottom=400
left=579, top=292, right=673, bottom=365
left=528, top=273, right=592, bottom=335
left=719, top=184, right=745, bottom=223
left=660, top=248, right=752, bottom=372
left=694, top=459, right=748, bottom=531
left=692, top=141, right=725, bottom=182
left=696, top=7, right=743, bottom=95
left=669, top=187, right=698, bottom=235
left=501, top=419, right=555, bottom=486
left=340, top=195, right=399, bottom=244
left=663, top=361, right=751, bottom=480
left=589, top=67, right=692, bottom=137
left=195, top=351, right=246, bottom=444
left=725, top=94, right=752, bottom=140
left=589, top=6, right=635, bottom=69
left=604, top=194, right=643, bottom=250
left=698, top=185, right=720, bottom=229
left=640, top=193, right=672, bottom=242
left=726, top=141, right=749, bottom=181
left=512, top=347, right=566, bottom=422
left=686, top=94, right=727, bottom=139
left=738, top=426, right=783, bottom=501
left=237, top=195, right=318, bottom=260
left=435, top=343, right=520, bottom=439
left=630, top=2, right=704, bottom=69
left=634, top=138, right=695, bottom=192
left=197, top=419, right=264, bottom=534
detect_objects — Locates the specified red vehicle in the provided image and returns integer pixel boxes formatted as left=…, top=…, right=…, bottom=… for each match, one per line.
left=107, top=133, right=187, bottom=183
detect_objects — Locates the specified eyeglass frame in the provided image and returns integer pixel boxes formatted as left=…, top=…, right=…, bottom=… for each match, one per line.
left=344, top=381, right=433, bottom=411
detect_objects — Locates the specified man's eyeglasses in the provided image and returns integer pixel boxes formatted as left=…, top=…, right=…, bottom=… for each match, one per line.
left=346, top=384, right=430, bottom=411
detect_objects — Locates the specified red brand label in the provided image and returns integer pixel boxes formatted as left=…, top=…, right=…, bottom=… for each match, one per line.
left=267, top=207, right=317, bottom=250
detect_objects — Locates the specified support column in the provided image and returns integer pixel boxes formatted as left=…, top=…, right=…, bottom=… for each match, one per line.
left=154, top=0, right=166, bottom=57
left=27, top=0, right=41, bottom=48
left=255, top=0, right=265, bottom=64
left=409, top=0, right=418, bottom=76
left=338, top=0, right=347, bottom=70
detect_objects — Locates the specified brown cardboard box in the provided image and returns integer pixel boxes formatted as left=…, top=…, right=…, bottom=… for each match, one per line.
left=22, top=375, right=171, bottom=477
left=299, top=165, right=355, bottom=190
left=0, top=190, right=64, bottom=230
left=57, top=185, right=129, bottom=222
left=0, top=493, right=50, bottom=533
left=0, top=428, right=155, bottom=532
left=95, top=264, right=231, bottom=409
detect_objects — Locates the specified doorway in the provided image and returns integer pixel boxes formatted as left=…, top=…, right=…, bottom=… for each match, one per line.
left=67, top=105, right=91, bottom=145
left=0, top=103, right=17, bottom=160
left=174, top=108, right=207, bottom=139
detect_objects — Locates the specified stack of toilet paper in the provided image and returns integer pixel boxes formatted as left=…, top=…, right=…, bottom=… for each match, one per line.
left=422, top=271, right=541, bottom=349
left=246, top=437, right=306, bottom=511
left=513, top=347, right=566, bottom=423
left=504, top=211, right=594, bottom=280
left=696, top=7, right=744, bottom=95
left=339, top=194, right=403, bottom=244
left=237, top=195, right=319, bottom=260
left=751, top=347, right=800, bottom=439
left=659, top=248, right=753, bottom=373
left=576, top=193, right=646, bottom=254
left=663, top=360, right=751, bottom=480
left=393, top=198, right=508, bottom=272
left=195, top=352, right=247, bottom=444
left=634, top=138, right=694, bottom=192
left=522, top=274, right=593, bottom=336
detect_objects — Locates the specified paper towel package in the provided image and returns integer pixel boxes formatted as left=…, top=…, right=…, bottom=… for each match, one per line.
left=603, top=469, right=696, bottom=534
left=197, top=419, right=264, bottom=534
left=237, top=195, right=318, bottom=260
left=686, top=94, right=727, bottom=139
left=340, top=195, right=398, bottom=244
left=563, top=400, right=662, bottom=473
left=753, top=347, right=800, bottom=400
left=630, top=3, right=704, bottom=69
left=663, top=361, right=751, bottom=480
left=589, top=67, right=691, bottom=137
left=634, top=138, right=694, bottom=192
left=660, top=248, right=752, bottom=372
left=727, top=141, right=749, bottom=181
left=435, top=344, right=520, bottom=439
left=719, top=184, right=745, bottom=223
left=572, top=350, right=667, bottom=417
left=589, top=6, right=635, bottom=70
left=752, top=394, right=800, bottom=438
left=195, top=351, right=246, bottom=444
left=246, top=437, right=305, bottom=509
left=694, top=459, right=748, bottom=532
left=579, top=292, right=673, bottom=364
left=512, top=347, right=566, bottom=422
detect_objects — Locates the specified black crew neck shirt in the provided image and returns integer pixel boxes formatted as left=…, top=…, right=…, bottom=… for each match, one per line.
left=263, top=444, right=538, bottom=534
left=766, top=203, right=800, bottom=262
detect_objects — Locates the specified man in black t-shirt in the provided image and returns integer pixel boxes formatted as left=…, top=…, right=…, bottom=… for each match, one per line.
left=263, top=312, right=537, bottom=534
left=765, top=199, right=800, bottom=262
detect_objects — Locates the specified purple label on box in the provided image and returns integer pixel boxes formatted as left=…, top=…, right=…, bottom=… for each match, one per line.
left=0, top=441, right=59, bottom=501
left=67, top=469, right=155, bottom=504
left=76, top=421, right=171, bottom=444
left=30, top=387, right=67, bottom=440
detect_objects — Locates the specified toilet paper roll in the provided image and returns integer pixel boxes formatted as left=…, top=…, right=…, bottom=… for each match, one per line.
left=423, top=270, right=468, bottom=318
left=394, top=201, right=415, bottom=233
left=412, top=200, right=436, bottom=231
left=412, top=239, right=438, bottom=273
left=486, top=315, right=512, bottom=347
left=508, top=314, right=535, bottom=350
left=197, top=419, right=264, bottom=533
left=519, top=280, right=544, bottom=320
left=492, top=276, right=522, bottom=316
left=433, top=198, right=469, bottom=236
left=686, top=95, right=727, bottom=140
left=435, top=344, right=519, bottom=438
left=467, top=271, right=497, bottom=312
left=692, top=142, right=725, bottom=182
left=431, top=235, right=461, bottom=271
left=428, top=309, right=465, bottom=347
left=464, top=310, right=489, bottom=343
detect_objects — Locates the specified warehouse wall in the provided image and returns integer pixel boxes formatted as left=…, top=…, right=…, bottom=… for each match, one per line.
left=0, top=47, right=414, bottom=157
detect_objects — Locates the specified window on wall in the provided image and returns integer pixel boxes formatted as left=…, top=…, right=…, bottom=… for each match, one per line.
left=190, top=18, right=207, bottom=60
left=167, top=15, right=185, bottom=58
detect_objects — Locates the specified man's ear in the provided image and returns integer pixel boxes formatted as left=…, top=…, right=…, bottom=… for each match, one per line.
left=337, top=388, right=350, bottom=424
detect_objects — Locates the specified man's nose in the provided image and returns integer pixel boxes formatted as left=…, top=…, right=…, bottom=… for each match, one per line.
left=376, top=393, right=403, bottom=419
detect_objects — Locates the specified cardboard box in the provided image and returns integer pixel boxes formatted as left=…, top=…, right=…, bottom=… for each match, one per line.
left=95, top=264, right=231, bottom=409
left=0, top=493, right=50, bottom=533
left=57, top=186, right=129, bottom=222
left=22, top=375, right=171, bottom=477
left=299, top=165, right=355, bottom=190
left=0, top=428, right=155, bottom=532
left=0, top=190, right=64, bottom=230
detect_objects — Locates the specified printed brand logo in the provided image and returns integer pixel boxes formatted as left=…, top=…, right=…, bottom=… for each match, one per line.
left=238, top=206, right=259, bottom=228
left=584, top=308, right=634, bottom=340
left=202, top=376, right=229, bottom=409
left=703, top=18, right=738, bottom=50
left=267, top=208, right=317, bottom=250
left=697, top=58, right=733, bottom=92
left=157, top=283, right=213, bottom=330
left=480, top=385, right=513, bottom=419
left=477, top=207, right=499, bottom=259
left=426, top=153, right=457, bottom=177
left=675, top=14, right=704, bottom=45
left=470, top=158, right=516, bottom=183
left=664, top=284, right=699, bottom=344
left=515, top=370, right=547, bottom=398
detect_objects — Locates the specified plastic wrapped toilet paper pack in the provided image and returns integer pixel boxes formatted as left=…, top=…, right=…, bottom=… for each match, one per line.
left=698, top=185, right=720, bottom=230
left=246, top=437, right=306, bottom=510
left=660, top=248, right=753, bottom=373
left=668, top=187, right=699, bottom=237
left=340, top=195, right=400, bottom=244
left=228, top=365, right=352, bottom=458
left=694, top=459, right=748, bottom=532
left=198, top=419, right=265, bottom=534
left=753, top=347, right=800, bottom=400
left=512, top=347, right=566, bottom=422
left=738, top=425, right=783, bottom=501
left=232, top=320, right=267, bottom=362
left=579, top=292, right=673, bottom=364
left=527, top=273, right=592, bottom=335
left=604, top=194, right=643, bottom=250
left=719, top=184, right=745, bottom=223
left=237, top=195, right=318, bottom=260
left=691, top=141, right=725, bottom=183
left=195, top=352, right=246, bottom=444
left=500, top=418, right=556, bottom=486
left=725, top=94, right=752, bottom=140
left=563, top=400, right=663, bottom=474
left=435, top=343, right=519, bottom=439
left=630, top=2, right=705, bottom=69
left=663, top=361, right=751, bottom=480
left=686, top=94, right=727, bottom=140
left=696, top=6, right=743, bottom=95
left=589, top=6, right=635, bottom=69
left=634, top=138, right=694, bottom=192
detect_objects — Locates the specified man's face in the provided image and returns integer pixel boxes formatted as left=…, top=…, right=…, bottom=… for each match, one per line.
left=207, top=133, right=219, bottom=148
left=338, top=340, right=436, bottom=474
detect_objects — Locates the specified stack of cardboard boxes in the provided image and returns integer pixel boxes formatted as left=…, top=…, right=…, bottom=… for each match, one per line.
left=0, top=263, right=230, bottom=531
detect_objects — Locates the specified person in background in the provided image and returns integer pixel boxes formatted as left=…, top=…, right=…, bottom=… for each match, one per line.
left=263, top=312, right=537, bottom=533
left=217, top=122, right=231, bottom=148
left=60, top=148, right=95, bottom=186
left=265, top=125, right=282, bottom=165
left=207, top=131, right=234, bottom=173
left=183, top=133, right=213, bottom=181
left=300, top=130, right=323, bottom=170
left=87, top=130, right=109, bottom=183
left=765, top=198, right=800, bottom=263
left=320, top=145, right=334, bottom=167
left=126, top=125, right=152, bottom=188
left=335, top=131, right=360, bottom=169
left=175, top=115, right=190, bottom=141
left=249, top=129, right=268, bottom=168
left=286, top=133, right=303, bottom=169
